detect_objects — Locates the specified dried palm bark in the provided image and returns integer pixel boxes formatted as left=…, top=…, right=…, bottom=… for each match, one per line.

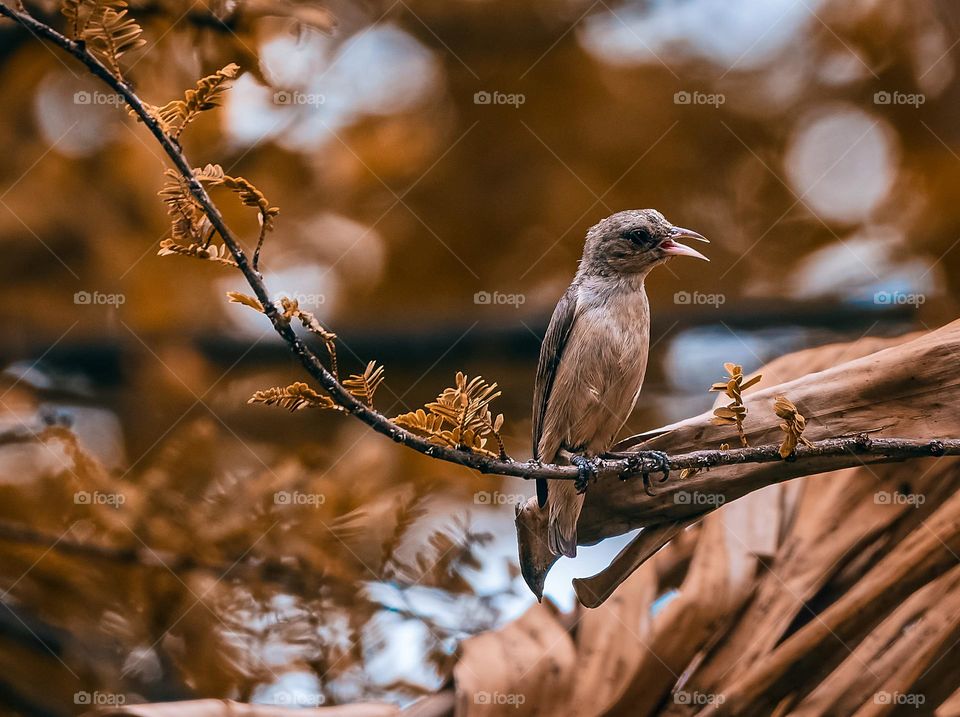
left=473, top=322, right=960, bottom=716
left=518, top=320, right=960, bottom=605
left=95, top=325, right=960, bottom=716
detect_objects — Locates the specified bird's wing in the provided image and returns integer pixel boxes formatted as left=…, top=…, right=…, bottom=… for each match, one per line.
left=532, top=283, right=580, bottom=507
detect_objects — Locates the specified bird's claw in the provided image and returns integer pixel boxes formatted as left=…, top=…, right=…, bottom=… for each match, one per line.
left=571, top=454, right=599, bottom=495
left=607, top=450, right=671, bottom=496
left=640, top=450, right=670, bottom=496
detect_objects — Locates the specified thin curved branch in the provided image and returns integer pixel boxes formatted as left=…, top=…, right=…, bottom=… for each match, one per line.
left=0, top=1, right=522, bottom=477
left=2, top=2, right=959, bottom=489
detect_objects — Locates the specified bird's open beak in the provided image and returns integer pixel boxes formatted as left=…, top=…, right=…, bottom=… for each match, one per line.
left=660, top=227, right=709, bottom=262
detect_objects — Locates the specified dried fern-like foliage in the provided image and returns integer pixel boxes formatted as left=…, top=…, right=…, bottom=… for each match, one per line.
left=3, top=1, right=517, bottom=707
left=228, top=292, right=344, bottom=390
left=709, top=362, right=761, bottom=447
left=227, top=173, right=279, bottom=270
left=158, top=165, right=217, bottom=245
left=86, top=4, right=143, bottom=77
left=680, top=362, right=762, bottom=478
left=279, top=296, right=339, bottom=379
left=144, top=63, right=240, bottom=139
left=146, top=65, right=277, bottom=271
left=248, top=382, right=338, bottom=411
left=773, top=394, right=814, bottom=458
left=157, top=164, right=278, bottom=270
left=61, top=0, right=92, bottom=37
left=62, top=0, right=144, bottom=77
left=344, top=361, right=385, bottom=408
left=158, top=237, right=237, bottom=266
left=394, top=372, right=507, bottom=459
left=389, top=514, right=494, bottom=595
left=0, top=410, right=502, bottom=706
left=225, top=290, right=262, bottom=312
left=379, top=483, right=432, bottom=578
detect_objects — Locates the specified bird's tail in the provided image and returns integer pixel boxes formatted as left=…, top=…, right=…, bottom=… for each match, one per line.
left=547, top=479, right=585, bottom=558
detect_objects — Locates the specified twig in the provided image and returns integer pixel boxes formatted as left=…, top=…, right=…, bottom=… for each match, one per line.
left=0, top=3, right=506, bottom=473
left=2, top=3, right=959, bottom=489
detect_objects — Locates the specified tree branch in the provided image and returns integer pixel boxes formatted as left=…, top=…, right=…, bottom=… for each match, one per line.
left=0, top=1, right=533, bottom=477
left=2, top=2, right=959, bottom=491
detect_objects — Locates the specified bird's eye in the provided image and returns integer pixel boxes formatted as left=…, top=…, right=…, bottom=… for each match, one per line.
left=625, top=228, right=653, bottom=246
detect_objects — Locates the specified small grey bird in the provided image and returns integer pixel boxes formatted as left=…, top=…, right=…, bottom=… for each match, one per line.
left=532, top=209, right=709, bottom=558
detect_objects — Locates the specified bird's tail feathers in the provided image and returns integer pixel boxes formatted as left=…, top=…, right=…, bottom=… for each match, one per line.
left=547, top=480, right=584, bottom=558
left=536, top=478, right=548, bottom=508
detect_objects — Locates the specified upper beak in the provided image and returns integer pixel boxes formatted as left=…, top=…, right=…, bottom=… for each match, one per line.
left=660, top=226, right=709, bottom=261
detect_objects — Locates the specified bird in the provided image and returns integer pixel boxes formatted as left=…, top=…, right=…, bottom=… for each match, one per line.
left=531, top=209, right=709, bottom=559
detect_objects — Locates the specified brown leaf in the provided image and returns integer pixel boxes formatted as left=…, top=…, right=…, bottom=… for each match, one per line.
left=226, top=291, right=262, bottom=312
left=248, top=382, right=338, bottom=411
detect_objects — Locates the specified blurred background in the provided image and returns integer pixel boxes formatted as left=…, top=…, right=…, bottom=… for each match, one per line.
left=1, top=0, right=960, bottom=712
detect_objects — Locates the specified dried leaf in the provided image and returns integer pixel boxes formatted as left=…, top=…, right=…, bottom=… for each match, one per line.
left=277, top=297, right=339, bottom=380
left=708, top=363, right=761, bottom=448
left=158, top=237, right=236, bottom=266
left=248, top=382, right=339, bottom=412
left=392, top=373, right=508, bottom=459
left=158, top=166, right=217, bottom=245
left=154, top=63, right=241, bottom=139
left=343, top=361, right=386, bottom=408
left=774, top=395, right=814, bottom=458
left=80, top=2, right=145, bottom=78
left=226, top=291, right=263, bottom=311
left=157, top=164, right=278, bottom=271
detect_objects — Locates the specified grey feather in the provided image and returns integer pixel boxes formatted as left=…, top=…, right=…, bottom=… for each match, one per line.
left=531, top=283, right=580, bottom=506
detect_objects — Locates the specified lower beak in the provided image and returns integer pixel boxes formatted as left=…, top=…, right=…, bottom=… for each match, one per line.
left=661, top=227, right=709, bottom=262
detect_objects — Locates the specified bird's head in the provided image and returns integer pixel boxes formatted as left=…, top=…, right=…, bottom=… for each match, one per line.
left=579, top=209, right=709, bottom=277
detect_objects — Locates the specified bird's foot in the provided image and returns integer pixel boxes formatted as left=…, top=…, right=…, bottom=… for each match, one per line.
left=570, top=454, right=601, bottom=495
left=605, top=450, right=670, bottom=496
